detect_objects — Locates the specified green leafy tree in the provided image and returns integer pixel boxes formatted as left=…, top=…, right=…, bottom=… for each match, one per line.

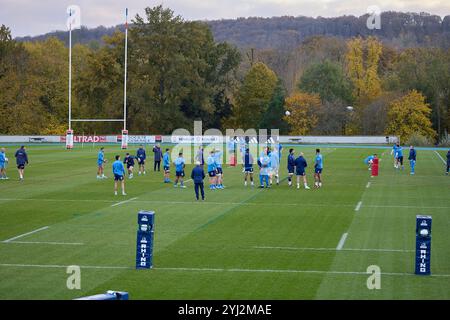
left=260, top=79, right=289, bottom=133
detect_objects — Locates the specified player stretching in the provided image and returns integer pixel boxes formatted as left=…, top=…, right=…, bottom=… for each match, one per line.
left=97, top=147, right=107, bottom=179
left=269, top=147, right=279, bottom=185
left=123, top=153, right=135, bottom=179
left=395, top=143, right=404, bottom=170
left=0, top=148, right=9, bottom=180
left=136, top=145, right=146, bottom=176
left=214, top=149, right=224, bottom=189
left=112, top=155, right=126, bottom=196
left=15, top=146, right=29, bottom=182
left=207, top=150, right=217, bottom=190
left=243, top=148, right=254, bottom=187
left=163, top=148, right=171, bottom=183
left=287, top=148, right=295, bottom=187
left=314, top=149, right=323, bottom=188
left=408, top=146, right=417, bottom=175
left=295, top=152, right=310, bottom=190
left=173, top=152, right=186, bottom=188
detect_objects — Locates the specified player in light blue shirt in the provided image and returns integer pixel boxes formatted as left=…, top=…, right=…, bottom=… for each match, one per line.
left=259, top=153, right=271, bottom=188
left=314, top=149, right=323, bottom=188
left=364, top=155, right=375, bottom=171
left=163, top=148, right=171, bottom=183
left=214, top=149, right=224, bottom=189
left=0, top=148, right=9, bottom=180
left=112, top=155, right=126, bottom=196
left=97, top=147, right=107, bottom=179
left=173, top=152, right=186, bottom=188
left=207, top=151, right=217, bottom=190
left=395, top=144, right=404, bottom=170
left=269, top=148, right=280, bottom=185
left=391, top=143, right=399, bottom=168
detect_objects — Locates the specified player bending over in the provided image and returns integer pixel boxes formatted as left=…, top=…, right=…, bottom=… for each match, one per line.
left=287, top=148, right=295, bottom=187
left=364, top=154, right=375, bottom=171
left=269, top=147, right=280, bottom=185
left=97, top=147, right=107, bottom=179
left=123, top=153, right=135, bottom=179
left=243, top=148, right=254, bottom=187
left=163, top=148, right=171, bottom=183
left=207, top=150, right=218, bottom=190
left=136, top=145, right=146, bottom=176
left=112, top=155, right=126, bottom=196
left=314, top=149, right=323, bottom=188
left=173, top=152, right=186, bottom=188
left=295, top=152, right=310, bottom=190
left=0, top=148, right=9, bottom=180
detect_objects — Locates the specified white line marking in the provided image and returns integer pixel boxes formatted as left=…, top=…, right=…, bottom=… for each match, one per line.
left=0, top=263, right=449, bottom=277
left=2, top=241, right=84, bottom=246
left=336, top=233, right=348, bottom=250
left=355, top=201, right=362, bottom=211
left=434, top=151, right=446, bottom=165
left=253, top=246, right=413, bottom=253
left=2, top=226, right=49, bottom=243
left=111, top=197, right=138, bottom=207
left=366, top=182, right=371, bottom=189
left=0, top=199, right=449, bottom=210
left=184, top=179, right=192, bottom=184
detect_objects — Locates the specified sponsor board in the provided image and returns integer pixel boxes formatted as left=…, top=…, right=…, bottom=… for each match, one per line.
left=117, top=135, right=156, bottom=144
left=60, top=135, right=107, bottom=143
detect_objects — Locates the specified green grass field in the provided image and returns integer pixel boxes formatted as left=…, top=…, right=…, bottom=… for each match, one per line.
left=0, top=144, right=449, bottom=300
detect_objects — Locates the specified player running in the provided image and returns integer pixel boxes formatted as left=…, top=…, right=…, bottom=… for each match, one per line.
left=295, top=152, right=310, bottom=190
left=207, top=150, right=217, bottom=190
left=163, top=148, right=171, bottom=183
left=314, top=149, right=323, bottom=188
left=395, top=144, right=404, bottom=170
left=15, top=146, right=29, bottom=181
left=408, top=146, right=417, bottom=175
left=97, top=147, right=107, bottom=179
left=173, top=152, right=186, bottom=188
left=243, top=148, right=254, bottom=187
left=136, top=145, right=147, bottom=176
left=258, top=150, right=271, bottom=188
left=287, top=148, right=295, bottom=187
left=123, top=153, right=135, bottom=179
left=0, top=148, right=9, bottom=180
left=214, top=149, right=224, bottom=189
left=269, top=147, right=280, bottom=185
left=112, top=155, right=126, bottom=196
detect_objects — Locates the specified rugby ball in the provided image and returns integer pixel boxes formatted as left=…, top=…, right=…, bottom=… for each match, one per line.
left=285, top=111, right=291, bottom=116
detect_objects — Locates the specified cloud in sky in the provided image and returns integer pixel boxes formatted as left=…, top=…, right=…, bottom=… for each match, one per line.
left=1, top=0, right=449, bottom=37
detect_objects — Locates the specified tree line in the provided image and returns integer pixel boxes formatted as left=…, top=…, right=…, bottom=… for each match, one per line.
left=1, top=6, right=449, bottom=144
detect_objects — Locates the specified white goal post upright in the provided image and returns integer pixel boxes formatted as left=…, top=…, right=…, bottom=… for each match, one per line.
left=65, top=7, right=129, bottom=150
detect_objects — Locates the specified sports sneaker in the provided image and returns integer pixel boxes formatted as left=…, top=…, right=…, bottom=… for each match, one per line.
left=174, top=184, right=178, bottom=188
left=114, top=191, right=118, bottom=196
left=122, top=193, right=127, bottom=196
left=305, top=185, right=311, bottom=190
left=180, top=185, right=186, bottom=189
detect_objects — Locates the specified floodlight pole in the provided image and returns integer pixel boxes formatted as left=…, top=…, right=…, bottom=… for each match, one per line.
left=123, top=8, right=128, bottom=131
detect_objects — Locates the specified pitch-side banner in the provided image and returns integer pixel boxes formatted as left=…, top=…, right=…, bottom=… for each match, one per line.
left=117, top=136, right=156, bottom=144
left=171, top=136, right=224, bottom=144
left=60, top=135, right=107, bottom=143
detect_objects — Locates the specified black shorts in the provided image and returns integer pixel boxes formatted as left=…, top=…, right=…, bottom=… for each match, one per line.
left=216, top=167, right=223, bottom=175
left=296, top=170, right=305, bottom=176
left=17, top=164, right=25, bottom=170
left=114, top=174, right=124, bottom=181
left=138, top=159, right=145, bottom=165
left=398, top=156, right=404, bottom=165
left=208, top=171, right=216, bottom=177
left=288, top=166, right=294, bottom=174
left=164, top=166, right=170, bottom=173
left=126, top=164, right=133, bottom=169
left=176, top=171, right=185, bottom=177
left=244, top=167, right=253, bottom=173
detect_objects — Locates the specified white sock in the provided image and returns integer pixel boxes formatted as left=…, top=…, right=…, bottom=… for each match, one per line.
left=244, top=181, right=247, bottom=186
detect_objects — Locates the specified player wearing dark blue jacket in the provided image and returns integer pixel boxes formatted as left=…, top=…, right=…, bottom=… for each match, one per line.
left=191, top=161, right=205, bottom=201
left=294, top=152, right=310, bottom=190
left=15, top=146, right=28, bottom=181
left=124, top=153, right=136, bottom=179
left=446, top=150, right=450, bottom=175
left=408, top=146, right=417, bottom=175
left=287, top=149, right=295, bottom=187
left=136, top=145, right=146, bottom=176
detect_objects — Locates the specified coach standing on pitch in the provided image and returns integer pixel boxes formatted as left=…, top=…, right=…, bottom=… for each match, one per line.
left=191, top=161, right=205, bottom=201
left=153, top=144, right=163, bottom=172
left=15, top=146, right=28, bottom=182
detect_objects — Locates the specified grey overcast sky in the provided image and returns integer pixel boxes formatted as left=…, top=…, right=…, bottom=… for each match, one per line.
left=1, top=0, right=449, bottom=37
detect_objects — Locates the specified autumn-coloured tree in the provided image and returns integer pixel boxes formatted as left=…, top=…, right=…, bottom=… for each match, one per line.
left=385, top=90, right=437, bottom=142
left=284, top=92, right=321, bottom=135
